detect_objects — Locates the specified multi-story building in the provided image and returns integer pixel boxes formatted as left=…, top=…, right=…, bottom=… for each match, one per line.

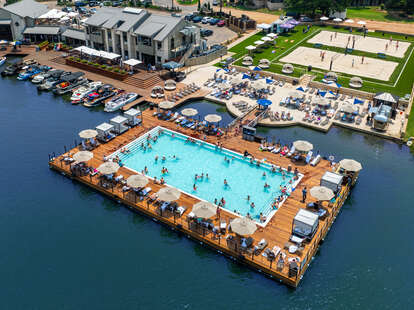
left=84, top=7, right=200, bottom=65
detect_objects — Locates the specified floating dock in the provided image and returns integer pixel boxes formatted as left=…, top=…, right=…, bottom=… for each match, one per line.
left=49, top=109, right=352, bottom=287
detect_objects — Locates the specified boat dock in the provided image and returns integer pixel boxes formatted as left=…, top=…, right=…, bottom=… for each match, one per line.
left=49, top=109, right=353, bottom=287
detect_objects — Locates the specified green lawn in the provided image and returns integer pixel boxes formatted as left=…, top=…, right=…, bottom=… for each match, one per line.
left=177, top=0, right=198, bottom=5
left=347, top=6, right=414, bottom=23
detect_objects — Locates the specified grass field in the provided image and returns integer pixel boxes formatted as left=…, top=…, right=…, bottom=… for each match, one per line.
left=347, top=6, right=414, bottom=23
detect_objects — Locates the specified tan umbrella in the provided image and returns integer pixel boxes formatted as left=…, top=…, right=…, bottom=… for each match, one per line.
left=97, top=161, right=119, bottom=175
left=230, top=217, right=257, bottom=236
left=289, top=90, right=302, bottom=98
left=231, top=77, right=243, bottom=85
left=126, top=174, right=148, bottom=188
left=205, top=114, right=222, bottom=123
left=73, top=151, right=93, bottom=162
left=252, top=80, right=266, bottom=90
left=158, top=101, right=175, bottom=109
left=192, top=201, right=217, bottom=218
left=267, top=33, right=277, bottom=38
left=310, top=186, right=334, bottom=201
left=341, top=103, right=356, bottom=114
left=79, top=129, right=98, bottom=139
left=254, top=40, right=264, bottom=45
left=314, top=97, right=329, bottom=107
left=339, top=159, right=362, bottom=172
left=181, top=108, right=198, bottom=117
left=245, top=45, right=256, bottom=51
left=293, top=140, right=313, bottom=153
left=156, top=186, right=181, bottom=202
left=262, top=36, right=272, bottom=42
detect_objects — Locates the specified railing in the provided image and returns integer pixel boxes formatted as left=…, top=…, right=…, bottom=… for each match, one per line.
left=247, top=108, right=267, bottom=128
left=178, top=44, right=195, bottom=66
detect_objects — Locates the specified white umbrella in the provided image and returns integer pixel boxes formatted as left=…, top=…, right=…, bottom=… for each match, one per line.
left=73, top=151, right=93, bottom=162
left=252, top=80, right=266, bottom=90
left=320, top=16, right=329, bottom=21
left=156, top=186, right=181, bottom=202
left=310, top=186, right=334, bottom=201
left=230, top=217, right=257, bottom=236
left=341, top=103, right=356, bottom=114
left=192, top=201, right=217, bottom=218
left=254, top=40, right=265, bottom=46
left=231, top=77, right=243, bottom=85
left=97, top=162, right=120, bottom=175
left=289, top=90, right=302, bottom=98
left=158, top=101, right=175, bottom=109
left=79, top=129, right=98, bottom=139
left=267, top=33, right=277, bottom=38
left=357, top=20, right=366, bottom=25
left=245, top=45, right=256, bottom=51
left=314, top=97, right=329, bottom=106
left=293, top=140, right=313, bottom=153
left=181, top=108, right=198, bottom=117
left=205, top=114, right=222, bottom=123
left=333, top=18, right=342, bottom=22
left=126, top=174, right=148, bottom=188
left=345, top=19, right=354, bottom=23
left=339, top=159, right=362, bottom=172
left=261, top=36, right=272, bottom=42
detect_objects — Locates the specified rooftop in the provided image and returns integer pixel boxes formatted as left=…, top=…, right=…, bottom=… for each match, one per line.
left=2, top=0, right=48, bottom=19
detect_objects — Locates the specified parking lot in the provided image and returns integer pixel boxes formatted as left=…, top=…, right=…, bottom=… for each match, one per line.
left=195, top=22, right=237, bottom=46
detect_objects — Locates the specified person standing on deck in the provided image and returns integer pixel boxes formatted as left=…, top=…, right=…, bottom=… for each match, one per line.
left=302, top=186, right=307, bottom=203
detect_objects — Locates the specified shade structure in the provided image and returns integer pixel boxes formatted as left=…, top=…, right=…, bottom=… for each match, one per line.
left=126, top=174, right=148, bottom=188
left=181, top=108, right=198, bottom=117
left=162, top=61, right=183, bottom=70
left=73, top=151, right=93, bottom=162
left=357, top=20, right=366, bottom=25
left=314, top=97, right=329, bottom=106
left=97, top=161, right=119, bottom=175
left=310, top=186, right=334, bottom=201
left=257, top=98, right=272, bottom=107
left=158, top=101, right=175, bottom=110
left=254, top=40, right=265, bottom=45
left=339, top=159, right=362, bottom=172
left=261, top=36, right=272, bottom=42
left=345, top=19, right=354, bottom=23
left=252, top=80, right=267, bottom=90
left=230, top=217, right=257, bottom=236
left=282, top=63, right=294, bottom=74
left=156, top=186, right=181, bottom=202
left=79, top=129, right=98, bottom=139
left=245, top=45, right=256, bottom=51
left=320, top=16, right=329, bottom=21
left=289, top=90, right=302, bottom=98
left=205, top=114, right=222, bottom=123
left=293, top=140, right=313, bottom=153
left=341, top=102, right=356, bottom=114
left=124, top=58, right=142, bottom=66
left=333, top=18, right=342, bottom=22
left=231, top=77, right=243, bottom=85
left=192, top=201, right=217, bottom=218
left=267, top=33, right=277, bottom=38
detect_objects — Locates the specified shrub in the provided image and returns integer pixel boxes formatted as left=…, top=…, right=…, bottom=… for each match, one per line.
left=106, top=66, right=113, bottom=71
left=93, top=63, right=100, bottom=67
left=113, top=68, right=120, bottom=73
left=81, top=59, right=88, bottom=64
left=120, top=70, right=126, bottom=74
left=100, top=64, right=107, bottom=69
left=75, top=57, right=81, bottom=62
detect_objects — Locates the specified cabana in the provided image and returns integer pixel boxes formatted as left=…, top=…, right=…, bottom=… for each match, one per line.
left=320, top=171, right=343, bottom=193
left=123, top=108, right=141, bottom=127
left=257, top=23, right=272, bottom=33
left=282, top=63, right=294, bottom=74
left=242, top=56, right=253, bottom=66
left=164, top=79, right=176, bottom=91
left=259, top=59, right=270, bottom=69
left=373, top=92, right=399, bottom=118
left=151, top=85, right=164, bottom=98
left=373, top=105, right=392, bottom=131
left=349, top=76, right=363, bottom=88
left=123, top=58, right=142, bottom=72
left=110, top=116, right=129, bottom=134
left=322, top=71, right=338, bottom=83
left=96, top=122, right=115, bottom=142
left=292, top=209, right=319, bottom=240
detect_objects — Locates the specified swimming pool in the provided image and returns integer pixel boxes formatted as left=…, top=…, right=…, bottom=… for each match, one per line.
left=113, top=127, right=302, bottom=224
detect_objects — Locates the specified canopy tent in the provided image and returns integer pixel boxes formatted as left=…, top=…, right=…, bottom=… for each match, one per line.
left=123, top=59, right=142, bottom=67
left=74, top=46, right=120, bottom=60
left=162, top=61, right=183, bottom=70
left=374, top=92, right=398, bottom=104
left=39, top=9, right=67, bottom=19
left=293, top=209, right=319, bottom=238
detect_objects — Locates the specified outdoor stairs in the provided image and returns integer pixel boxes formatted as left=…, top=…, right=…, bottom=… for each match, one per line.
left=178, top=44, right=195, bottom=66
left=123, top=73, right=163, bottom=90
left=299, top=74, right=314, bottom=87
left=49, top=56, right=66, bottom=65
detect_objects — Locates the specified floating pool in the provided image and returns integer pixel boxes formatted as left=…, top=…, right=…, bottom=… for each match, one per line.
left=113, top=127, right=301, bottom=224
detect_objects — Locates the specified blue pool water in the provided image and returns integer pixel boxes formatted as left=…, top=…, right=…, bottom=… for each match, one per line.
left=117, top=127, right=296, bottom=221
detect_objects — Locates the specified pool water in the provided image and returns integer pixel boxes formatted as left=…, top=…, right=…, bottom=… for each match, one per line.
left=116, top=127, right=297, bottom=222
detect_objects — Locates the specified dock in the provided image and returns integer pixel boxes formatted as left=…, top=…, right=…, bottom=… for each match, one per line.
left=49, top=109, right=352, bottom=287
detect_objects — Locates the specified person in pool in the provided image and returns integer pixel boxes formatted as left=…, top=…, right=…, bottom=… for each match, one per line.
left=155, top=155, right=158, bottom=162
left=264, top=182, right=270, bottom=189
left=250, top=202, right=255, bottom=208
left=224, top=179, right=229, bottom=187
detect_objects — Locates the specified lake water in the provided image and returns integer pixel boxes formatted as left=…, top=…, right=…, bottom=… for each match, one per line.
left=1, top=69, right=413, bottom=309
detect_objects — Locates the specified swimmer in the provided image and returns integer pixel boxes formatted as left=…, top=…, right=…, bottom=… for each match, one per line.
left=144, top=166, right=148, bottom=174
left=195, top=174, right=198, bottom=180
left=155, top=155, right=158, bottom=162
left=264, top=182, right=270, bottom=189
left=160, top=177, right=165, bottom=184
left=172, top=133, right=175, bottom=138
left=262, top=172, right=266, bottom=177
left=246, top=195, right=250, bottom=201
left=224, top=179, right=228, bottom=187
left=148, top=144, right=152, bottom=150
left=206, top=173, right=209, bottom=180
left=193, top=184, right=197, bottom=191
left=162, top=156, right=166, bottom=162
left=250, top=202, right=255, bottom=208
left=201, top=173, right=204, bottom=179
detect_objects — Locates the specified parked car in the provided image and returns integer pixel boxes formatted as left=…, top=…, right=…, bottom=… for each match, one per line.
left=209, top=18, right=219, bottom=25
left=299, top=16, right=313, bottom=22
left=201, top=17, right=210, bottom=24
left=171, top=13, right=181, bottom=17
left=74, top=1, right=87, bottom=7
left=200, top=29, right=213, bottom=37
left=89, top=1, right=98, bottom=7
left=192, top=16, right=203, bottom=23
left=217, top=20, right=225, bottom=27
left=212, top=0, right=219, bottom=5
left=185, top=13, right=195, bottom=21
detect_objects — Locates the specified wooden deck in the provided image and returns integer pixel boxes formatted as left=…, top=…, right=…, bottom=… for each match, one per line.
left=49, top=109, right=351, bottom=287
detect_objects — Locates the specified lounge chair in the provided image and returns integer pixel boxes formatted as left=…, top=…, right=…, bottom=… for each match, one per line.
left=254, top=238, right=268, bottom=255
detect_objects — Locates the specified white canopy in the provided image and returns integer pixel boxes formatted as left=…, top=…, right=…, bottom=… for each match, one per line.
left=374, top=92, right=398, bottom=103
left=245, top=45, right=256, bottom=51
left=320, top=16, right=329, bottom=21
left=294, top=209, right=318, bottom=227
left=123, top=59, right=142, bottom=66
left=74, top=46, right=120, bottom=60
left=257, top=23, right=271, bottom=30
left=39, top=9, right=67, bottom=19
left=333, top=18, right=342, bottom=22
left=67, top=12, right=79, bottom=18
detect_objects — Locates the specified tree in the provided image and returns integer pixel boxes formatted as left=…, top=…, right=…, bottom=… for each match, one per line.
left=283, top=0, right=350, bottom=16
left=198, top=0, right=201, bottom=11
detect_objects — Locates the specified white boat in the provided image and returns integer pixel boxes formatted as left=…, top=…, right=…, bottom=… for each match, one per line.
left=32, top=72, right=50, bottom=84
left=70, top=81, right=103, bottom=104
left=104, top=92, right=138, bottom=112
left=0, top=56, right=6, bottom=66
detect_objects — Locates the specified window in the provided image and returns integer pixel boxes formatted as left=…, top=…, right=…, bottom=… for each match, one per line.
left=157, top=42, right=162, bottom=49
left=123, top=33, right=127, bottom=42
left=108, top=32, right=111, bottom=39
left=139, top=36, right=152, bottom=47
left=170, top=38, right=175, bottom=49
left=157, top=56, right=161, bottom=63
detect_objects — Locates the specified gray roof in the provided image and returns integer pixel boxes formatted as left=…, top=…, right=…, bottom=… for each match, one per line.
left=2, top=0, right=48, bottom=19
left=23, top=26, right=61, bottom=35
left=85, top=7, right=147, bottom=31
left=84, top=8, right=117, bottom=27
left=134, top=14, right=182, bottom=41
left=62, top=28, right=86, bottom=41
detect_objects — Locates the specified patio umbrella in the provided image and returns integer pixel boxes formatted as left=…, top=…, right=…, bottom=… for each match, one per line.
left=73, top=151, right=93, bottom=162
left=205, top=114, right=222, bottom=123
left=254, top=40, right=265, bottom=46
left=231, top=77, right=243, bottom=85
left=267, top=33, right=277, bottom=38
left=162, top=61, right=183, bottom=70
left=257, top=98, right=272, bottom=107
left=126, top=174, right=148, bottom=188
left=0, top=40, right=8, bottom=44
left=341, top=103, right=356, bottom=114
left=181, top=108, right=198, bottom=117
left=192, top=201, right=217, bottom=218
left=97, top=161, right=119, bottom=175
left=230, top=217, right=257, bottom=236
left=357, top=20, right=366, bottom=25
left=245, top=45, right=256, bottom=51
left=293, top=140, right=313, bottom=153
left=79, top=129, right=98, bottom=139
left=310, top=186, right=334, bottom=201
left=262, top=36, right=272, bottom=42
left=339, top=159, right=362, bottom=172
left=158, top=100, right=175, bottom=109
left=252, top=80, right=266, bottom=90
left=289, top=90, right=302, bottom=98
left=314, top=97, right=329, bottom=106
left=156, top=186, right=181, bottom=202
left=320, top=16, right=329, bottom=21
left=333, top=18, right=342, bottom=22
left=345, top=19, right=354, bottom=23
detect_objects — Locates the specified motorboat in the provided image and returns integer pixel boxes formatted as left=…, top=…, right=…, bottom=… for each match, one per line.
left=70, top=81, right=103, bottom=104
left=37, top=70, right=69, bottom=90
left=53, top=72, right=87, bottom=95
left=17, top=66, right=42, bottom=81
left=83, top=85, right=119, bottom=108
left=104, top=92, right=138, bottom=112
left=1, top=63, right=20, bottom=76
left=0, top=56, right=6, bottom=66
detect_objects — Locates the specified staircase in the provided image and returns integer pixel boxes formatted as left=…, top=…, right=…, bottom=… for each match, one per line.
left=299, top=74, right=314, bottom=87
left=123, top=72, right=163, bottom=90
left=50, top=56, right=66, bottom=65
left=178, top=44, right=195, bottom=66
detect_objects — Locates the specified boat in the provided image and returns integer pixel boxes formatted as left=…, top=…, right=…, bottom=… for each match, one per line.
left=104, top=92, right=138, bottom=112
left=17, top=66, right=42, bottom=81
left=70, top=81, right=103, bottom=104
left=53, top=72, right=87, bottom=95
left=31, top=67, right=55, bottom=84
left=37, top=70, right=69, bottom=90
left=83, top=84, right=119, bottom=108
left=1, top=63, right=20, bottom=76
left=0, top=56, right=6, bottom=66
